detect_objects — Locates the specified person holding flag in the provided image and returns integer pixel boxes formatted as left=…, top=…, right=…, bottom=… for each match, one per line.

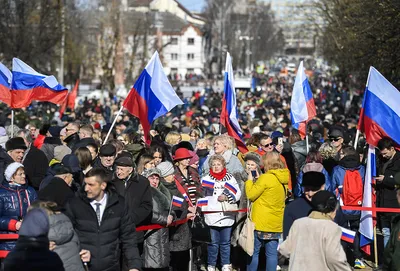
left=200, top=154, right=241, bottom=271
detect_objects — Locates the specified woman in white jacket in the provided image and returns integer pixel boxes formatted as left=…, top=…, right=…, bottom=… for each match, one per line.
left=201, top=154, right=241, bottom=271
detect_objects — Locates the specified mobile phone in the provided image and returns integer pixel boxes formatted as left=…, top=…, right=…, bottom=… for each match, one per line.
left=251, top=170, right=257, bottom=178
left=278, top=137, right=283, bottom=145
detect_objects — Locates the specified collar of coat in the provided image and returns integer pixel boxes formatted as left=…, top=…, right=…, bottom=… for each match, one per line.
left=308, top=211, right=333, bottom=221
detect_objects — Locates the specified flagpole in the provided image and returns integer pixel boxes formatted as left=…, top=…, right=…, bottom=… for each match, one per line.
left=354, top=129, right=360, bottom=149
left=11, top=110, right=14, bottom=138
left=373, top=226, right=378, bottom=268
left=305, top=123, right=309, bottom=153
left=168, top=198, right=173, bottom=216
left=103, top=105, right=124, bottom=145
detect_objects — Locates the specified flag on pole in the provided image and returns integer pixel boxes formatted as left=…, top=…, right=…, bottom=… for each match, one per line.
left=59, top=94, right=68, bottom=118
left=357, top=67, right=400, bottom=146
left=201, top=179, right=215, bottom=189
left=359, top=146, right=376, bottom=255
left=340, top=227, right=356, bottom=243
left=196, top=198, right=208, bottom=207
left=123, top=51, right=183, bottom=144
left=67, top=79, right=79, bottom=110
left=290, top=61, right=316, bottom=138
left=0, top=63, right=12, bottom=106
left=224, top=182, right=237, bottom=195
left=11, top=58, right=67, bottom=108
left=220, top=52, right=248, bottom=154
left=172, top=196, right=184, bottom=207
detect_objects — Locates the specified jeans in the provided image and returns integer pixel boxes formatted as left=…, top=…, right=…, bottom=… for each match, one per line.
left=348, top=218, right=362, bottom=259
left=380, top=213, right=398, bottom=248
left=247, top=232, right=279, bottom=271
left=382, top=227, right=391, bottom=248
left=208, top=226, right=232, bottom=266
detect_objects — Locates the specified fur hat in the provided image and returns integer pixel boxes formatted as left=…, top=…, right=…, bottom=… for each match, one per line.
left=244, top=152, right=262, bottom=167
left=143, top=168, right=161, bottom=178
left=6, top=137, right=27, bottom=152
left=54, top=145, right=72, bottom=162
left=157, top=161, right=175, bottom=177
left=5, top=162, right=24, bottom=182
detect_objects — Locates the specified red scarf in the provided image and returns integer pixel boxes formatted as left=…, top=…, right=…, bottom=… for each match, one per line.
left=210, top=168, right=227, bottom=180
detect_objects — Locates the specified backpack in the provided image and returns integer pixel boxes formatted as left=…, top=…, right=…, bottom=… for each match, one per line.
left=341, top=169, right=363, bottom=206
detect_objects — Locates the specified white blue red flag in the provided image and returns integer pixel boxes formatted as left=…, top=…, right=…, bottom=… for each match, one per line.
left=123, top=51, right=183, bottom=144
left=359, top=146, right=376, bottom=255
left=11, top=58, right=67, bottom=108
left=290, top=61, right=316, bottom=138
left=197, top=198, right=208, bottom=207
left=358, top=67, right=400, bottom=146
left=172, top=196, right=184, bottom=208
left=202, top=179, right=215, bottom=189
left=0, top=62, right=12, bottom=106
left=340, top=227, right=356, bottom=244
left=224, top=182, right=237, bottom=195
left=220, top=52, right=248, bottom=154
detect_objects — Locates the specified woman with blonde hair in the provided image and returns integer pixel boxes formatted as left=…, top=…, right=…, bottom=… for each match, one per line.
left=165, top=131, right=182, bottom=146
left=319, top=142, right=338, bottom=176
left=245, top=152, right=290, bottom=271
left=137, top=154, right=156, bottom=176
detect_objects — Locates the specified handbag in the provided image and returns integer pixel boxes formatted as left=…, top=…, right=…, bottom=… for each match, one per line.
left=191, top=214, right=212, bottom=244
left=238, top=202, right=255, bottom=256
left=221, top=201, right=238, bottom=212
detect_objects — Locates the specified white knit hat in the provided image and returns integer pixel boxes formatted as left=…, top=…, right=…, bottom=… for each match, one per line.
left=157, top=161, right=175, bottom=178
left=5, top=162, right=24, bottom=182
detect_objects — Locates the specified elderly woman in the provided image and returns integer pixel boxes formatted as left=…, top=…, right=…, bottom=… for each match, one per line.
left=201, top=135, right=244, bottom=177
left=201, top=154, right=241, bottom=271
left=245, top=152, right=289, bottom=271
left=0, top=162, right=37, bottom=254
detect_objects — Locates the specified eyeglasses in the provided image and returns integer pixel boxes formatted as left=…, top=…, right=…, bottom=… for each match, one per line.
left=329, top=137, right=342, bottom=142
left=261, top=143, right=273, bottom=148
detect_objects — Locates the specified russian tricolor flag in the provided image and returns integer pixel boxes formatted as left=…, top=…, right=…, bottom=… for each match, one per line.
left=197, top=198, right=208, bottom=207
left=224, top=182, right=237, bottom=195
left=340, top=227, right=356, bottom=244
left=358, top=67, right=400, bottom=146
left=172, top=195, right=184, bottom=207
left=11, top=58, right=67, bottom=108
left=0, top=62, right=12, bottom=106
left=202, top=179, right=215, bottom=189
left=123, top=51, right=183, bottom=144
left=290, top=61, right=316, bottom=138
left=220, top=52, right=248, bottom=154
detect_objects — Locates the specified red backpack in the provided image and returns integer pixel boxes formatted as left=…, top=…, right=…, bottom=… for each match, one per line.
left=342, top=170, right=363, bottom=206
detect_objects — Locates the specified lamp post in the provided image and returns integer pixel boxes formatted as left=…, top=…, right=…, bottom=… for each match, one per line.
left=239, top=36, right=253, bottom=75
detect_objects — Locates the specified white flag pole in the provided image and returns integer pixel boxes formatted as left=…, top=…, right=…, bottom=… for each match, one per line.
left=11, top=110, right=14, bottom=138
left=103, top=106, right=124, bottom=145
left=354, top=129, right=360, bottom=149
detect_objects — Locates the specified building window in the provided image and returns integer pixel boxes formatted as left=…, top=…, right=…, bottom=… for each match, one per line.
left=188, top=38, right=194, bottom=45
left=171, top=53, right=178, bottom=60
left=187, top=68, right=194, bottom=73
left=187, top=53, right=194, bottom=60
left=171, top=37, right=178, bottom=45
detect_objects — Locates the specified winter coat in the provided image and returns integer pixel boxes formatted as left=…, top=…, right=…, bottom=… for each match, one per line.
left=175, top=166, right=202, bottom=206
left=0, top=181, right=37, bottom=251
left=291, top=140, right=307, bottom=169
left=23, top=145, right=49, bottom=190
left=245, top=169, right=289, bottom=232
left=295, top=162, right=331, bottom=197
left=112, top=173, right=152, bottom=243
left=280, top=211, right=351, bottom=271
left=40, top=163, right=60, bottom=190
left=383, top=215, right=400, bottom=271
left=0, top=146, right=13, bottom=184
left=73, top=137, right=97, bottom=152
left=161, top=179, right=191, bottom=252
left=41, top=137, right=63, bottom=162
left=330, top=154, right=365, bottom=216
left=49, top=213, right=85, bottom=271
left=377, top=151, right=400, bottom=208
left=38, top=177, right=75, bottom=207
left=65, top=190, right=141, bottom=271
left=64, top=133, right=80, bottom=151
left=201, top=172, right=241, bottom=227
left=202, top=150, right=244, bottom=177
left=143, top=186, right=171, bottom=269
left=92, top=157, right=114, bottom=181
left=3, top=235, right=64, bottom=271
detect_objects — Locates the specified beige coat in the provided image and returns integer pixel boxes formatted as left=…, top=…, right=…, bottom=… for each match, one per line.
left=279, top=211, right=351, bottom=271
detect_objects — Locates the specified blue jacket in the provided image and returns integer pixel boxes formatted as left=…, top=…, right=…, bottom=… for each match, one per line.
left=0, top=181, right=37, bottom=251
left=329, top=155, right=365, bottom=216
left=295, top=162, right=331, bottom=197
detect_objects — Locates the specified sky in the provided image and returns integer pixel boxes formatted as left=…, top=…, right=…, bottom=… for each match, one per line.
left=178, top=0, right=206, bottom=12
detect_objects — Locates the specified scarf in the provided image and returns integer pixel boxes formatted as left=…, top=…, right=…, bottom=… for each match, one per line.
left=308, top=211, right=333, bottom=221
left=210, top=168, right=227, bottom=180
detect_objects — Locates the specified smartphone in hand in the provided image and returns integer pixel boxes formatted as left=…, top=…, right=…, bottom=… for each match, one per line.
left=251, top=170, right=257, bottom=178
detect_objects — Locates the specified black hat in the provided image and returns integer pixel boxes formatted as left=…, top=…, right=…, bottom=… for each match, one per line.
left=53, top=163, right=72, bottom=175
left=48, top=126, right=62, bottom=137
left=172, top=141, right=194, bottom=155
left=6, top=137, right=27, bottom=151
left=311, top=190, right=337, bottom=214
left=115, top=156, right=133, bottom=167
left=302, top=172, right=325, bottom=188
left=328, top=126, right=345, bottom=138
left=99, top=144, right=116, bottom=157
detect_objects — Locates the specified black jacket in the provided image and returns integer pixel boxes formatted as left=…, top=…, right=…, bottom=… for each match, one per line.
left=92, top=158, right=114, bottom=181
left=377, top=151, right=400, bottom=208
left=38, top=177, right=75, bottom=207
left=0, top=146, right=13, bottom=184
left=4, top=235, right=64, bottom=271
left=64, top=133, right=80, bottom=151
left=73, top=137, right=97, bottom=152
left=112, top=173, right=152, bottom=243
left=23, top=145, right=49, bottom=190
left=65, top=190, right=141, bottom=271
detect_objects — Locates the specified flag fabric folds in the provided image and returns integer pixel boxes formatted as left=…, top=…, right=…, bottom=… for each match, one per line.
left=123, top=51, right=183, bottom=144
left=0, top=63, right=12, bottom=106
left=224, top=182, right=237, bottom=195
left=11, top=58, right=67, bottom=108
left=197, top=198, right=208, bottom=207
left=220, top=52, right=248, bottom=154
left=202, top=179, right=215, bottom=189
left=290, top=61, right=316, bottom=138
left=68, top=79, right=79, bottom=110
left=358, top=67, right=400, bottom=146
left=172, top=195, right=184, bottom=207
left=340, top=227, right=356, bottom=244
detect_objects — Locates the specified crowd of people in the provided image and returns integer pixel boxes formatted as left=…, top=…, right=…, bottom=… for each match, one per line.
left=0, top=72, right=398, bottom=271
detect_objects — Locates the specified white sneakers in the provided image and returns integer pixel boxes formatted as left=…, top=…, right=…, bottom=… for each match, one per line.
left=207, top=264, right=232, bottom=271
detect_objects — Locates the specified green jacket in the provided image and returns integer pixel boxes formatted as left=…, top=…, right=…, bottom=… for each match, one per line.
left=383, top=216, right=400, bottom=271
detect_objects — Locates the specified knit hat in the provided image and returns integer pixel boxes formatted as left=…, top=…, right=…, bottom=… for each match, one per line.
left=189, top=151, right=199, bottom=166
left=244, top=152, right=262, bottom=167
left=157, top=161, right=175, bottom=177
left=54, top=145, right=72, bottom=162
left=6, top=137, right=27, bottom=151
left=99, top=144, right=116, bottom=157
left=4, top=162, right=24, bottom=182
left=19, top=208, right=49, bottom=237
left=311, top=190, right=337, bottom=214
left=302, top=172, right=325, bottom=188
left=143, top=168, right=161, bottom=178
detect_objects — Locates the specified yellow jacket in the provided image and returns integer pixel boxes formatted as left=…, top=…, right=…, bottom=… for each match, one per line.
left=245, top=169, right=289, bottom=233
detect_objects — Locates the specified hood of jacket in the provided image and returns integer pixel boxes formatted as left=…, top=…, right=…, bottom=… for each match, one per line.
left=292, top=140, right=307, bottom=154
left=268, top=168, right=290, bottom=185
left=303, top=162, right=324, bottom=173
left=125, top=143, right=145, bottom=153
left=338, top=154, right=361, bottom=169
left=48, top=213, right=75, bottom=245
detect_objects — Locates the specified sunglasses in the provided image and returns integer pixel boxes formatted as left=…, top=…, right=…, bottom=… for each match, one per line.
left=329, top=137, right=342, bottom=142
left=261, top=143, right=273, bottom=148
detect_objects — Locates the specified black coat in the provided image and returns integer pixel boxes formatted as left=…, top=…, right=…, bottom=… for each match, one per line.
left=73, top=137, right=97, bottom=152
left=64, top=133, right=80, bottom=151
left=4, top=235, right=64, bottom=271
left=23, top=145, right=49, bottom=190
left=377, top=151, right=400, bottom=208
left=92, top=158, right=114, bottom=181
left=0, top=146, right=13, bottom=184
left=65, top=190, right=141, bottom=271
left=112, top=173, right=152, bottom=243
left=38, top=177, right=75, bottom=207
